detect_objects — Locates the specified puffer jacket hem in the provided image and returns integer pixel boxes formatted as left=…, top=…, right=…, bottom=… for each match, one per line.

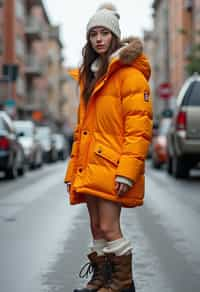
left=69, top=187, right=144, bottom=208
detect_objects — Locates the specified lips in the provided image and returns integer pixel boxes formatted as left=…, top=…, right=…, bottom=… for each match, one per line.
left=96, top=45, right=105, bottom=49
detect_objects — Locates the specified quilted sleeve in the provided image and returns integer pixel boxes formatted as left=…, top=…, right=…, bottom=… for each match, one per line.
left=116, top=69, right=153, bottom=182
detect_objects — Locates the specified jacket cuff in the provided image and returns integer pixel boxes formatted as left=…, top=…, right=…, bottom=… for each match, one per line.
left=115, top=176, right=134, bottom=187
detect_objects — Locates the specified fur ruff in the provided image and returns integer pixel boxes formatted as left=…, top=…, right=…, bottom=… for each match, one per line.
left=118, top=37, right=143, bottom=64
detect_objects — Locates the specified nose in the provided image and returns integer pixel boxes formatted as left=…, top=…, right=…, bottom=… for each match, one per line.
left=96, top=33, right=102, bottom=42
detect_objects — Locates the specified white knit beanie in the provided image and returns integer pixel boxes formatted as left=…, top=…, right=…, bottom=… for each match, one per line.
left=87, top=3, right=121, bottom=39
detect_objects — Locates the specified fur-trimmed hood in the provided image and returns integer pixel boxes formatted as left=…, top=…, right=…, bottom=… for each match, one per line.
left=112, top=37, right=143, bottom=64
left=91, top=36, right=151, bottom=81
left=111, top=37, right=151, bottom=81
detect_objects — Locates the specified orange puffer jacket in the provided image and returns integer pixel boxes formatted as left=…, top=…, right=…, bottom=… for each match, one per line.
left=64, top=37, right=153, bottom=208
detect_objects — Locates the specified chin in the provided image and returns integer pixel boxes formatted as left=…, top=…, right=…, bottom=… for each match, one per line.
left=96, top=48, right=107, bottom=55
left=98, top=51, right=107, bottom=55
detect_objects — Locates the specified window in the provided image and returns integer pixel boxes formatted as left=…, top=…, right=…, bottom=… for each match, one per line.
left=0, top=116, right=12, bottom=133
left=182, top=82, right=195, bottom=106
left=188, top=81, right=200, bottom=106
left=0, top=118, right=5, bottom=131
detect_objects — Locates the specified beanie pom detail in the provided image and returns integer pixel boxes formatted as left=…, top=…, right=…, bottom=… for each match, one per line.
left=98, top=2, right=120, bottom=19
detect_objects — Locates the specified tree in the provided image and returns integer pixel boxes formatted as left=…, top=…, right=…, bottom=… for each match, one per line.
left=177, top=28, right=200, bottom=75
left=186, top=43, right=200, bottom=75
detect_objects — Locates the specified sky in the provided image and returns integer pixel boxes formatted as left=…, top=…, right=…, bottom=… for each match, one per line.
left=44, top=0, right=154, bottom=67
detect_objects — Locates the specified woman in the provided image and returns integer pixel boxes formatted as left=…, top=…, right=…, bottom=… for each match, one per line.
left=64, top=3, right=153, bottom=292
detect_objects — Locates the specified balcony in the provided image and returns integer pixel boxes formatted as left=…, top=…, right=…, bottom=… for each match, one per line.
left=25, top=54, right=43, bottom=77
left=25, top=16, right=44, bottom=40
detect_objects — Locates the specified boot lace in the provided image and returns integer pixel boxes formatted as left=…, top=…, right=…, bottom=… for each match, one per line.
left=79, top=262, right=96, bottom=279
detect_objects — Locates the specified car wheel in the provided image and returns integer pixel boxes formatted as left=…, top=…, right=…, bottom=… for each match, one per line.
left=172, top=155, right=189, bottom=178
left=18, top=164, right=25, bottom=176
left=5, top=164, right=18, bottom=179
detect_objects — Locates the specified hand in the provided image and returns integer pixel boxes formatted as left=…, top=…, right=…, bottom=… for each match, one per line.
left=115, top=182, right=130, bottom=196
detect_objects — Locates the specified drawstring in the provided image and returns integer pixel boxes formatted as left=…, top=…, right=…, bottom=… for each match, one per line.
left=79, top=262, right=95, bottom=279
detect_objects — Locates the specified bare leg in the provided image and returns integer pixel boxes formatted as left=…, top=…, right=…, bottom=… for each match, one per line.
left=85, top=195, right=104, bottom=240
left=98, top=198, right=122, bottom=241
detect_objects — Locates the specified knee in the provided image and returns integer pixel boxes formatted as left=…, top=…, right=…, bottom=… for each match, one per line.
left=99, top=222, right=121, bottom=241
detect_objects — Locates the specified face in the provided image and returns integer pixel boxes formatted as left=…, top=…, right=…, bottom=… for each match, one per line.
left=89, top=26, right=113, bottom=55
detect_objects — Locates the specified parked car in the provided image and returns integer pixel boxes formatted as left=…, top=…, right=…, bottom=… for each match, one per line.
left=167, top=74, right=200, bottom=178
left=36, top=126, right=58, bottom=163
left=0, top=111, right=26, bottom=179
left=151, top=117, right=172, bottom=169
left=13, top=120, right=43, bottom=169
left=52, top=133, right=69, bottom=160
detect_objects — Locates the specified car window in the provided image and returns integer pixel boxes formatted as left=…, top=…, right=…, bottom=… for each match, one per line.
left=0, top=118, right=5, bottom=130
left=186, top=81, right=200, bottom=106
left=14, top=124, right=33, bottom=137
left=0, top=116, right=11, bottom=133
left=182, top=82, right=195, bottom=106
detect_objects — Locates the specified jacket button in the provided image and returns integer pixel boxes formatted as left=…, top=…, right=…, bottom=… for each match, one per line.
left=98, top=149, right=102, bottom=153
left=78, top=168, right=83, bottom=173
left=83, top=131, right=87, bottom=135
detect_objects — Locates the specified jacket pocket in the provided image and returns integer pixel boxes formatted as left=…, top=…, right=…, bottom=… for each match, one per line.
left=94, top=143, right=120, bottom=167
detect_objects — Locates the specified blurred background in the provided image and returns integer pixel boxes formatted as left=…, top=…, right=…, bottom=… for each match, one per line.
left=0, top=1, right=200, bottom=292
left=1, top=0, right=200, bottom=179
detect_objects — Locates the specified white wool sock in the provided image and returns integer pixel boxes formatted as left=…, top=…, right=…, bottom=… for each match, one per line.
left=90, top=239, right=107, bottom=255
left=103, top=237, right=132, bottom=256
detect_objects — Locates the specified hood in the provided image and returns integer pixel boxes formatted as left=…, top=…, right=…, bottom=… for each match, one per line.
left=109, top=37, right=151, bottom=81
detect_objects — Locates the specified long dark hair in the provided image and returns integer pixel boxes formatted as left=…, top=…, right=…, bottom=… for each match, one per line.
left=79, top=34, right=121, bottom=104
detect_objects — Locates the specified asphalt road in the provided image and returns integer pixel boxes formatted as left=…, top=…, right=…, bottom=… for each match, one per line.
left=0, top=160, right=200, bottom=292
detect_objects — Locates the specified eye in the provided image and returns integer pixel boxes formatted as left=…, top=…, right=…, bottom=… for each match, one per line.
left=102, top=30, right=110, bottom=36
left=90, top=31, right=97, bottom=37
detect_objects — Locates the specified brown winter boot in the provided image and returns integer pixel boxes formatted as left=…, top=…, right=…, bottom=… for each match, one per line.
left=74, top=252, right=109, bottom=292
left=98, top=253, right=135, bottom=292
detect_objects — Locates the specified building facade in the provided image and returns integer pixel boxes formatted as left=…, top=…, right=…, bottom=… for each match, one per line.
left=168, top=0, right=192, bottom=97
left=152, top=0, right=170, bottom=118
left=61, top=68, right=79, bottom=135
left=152, top=0, right=200, bottom=105
left=143, top=29, right=157, bottom=120
left=0, top=0, right=64, bottom=124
